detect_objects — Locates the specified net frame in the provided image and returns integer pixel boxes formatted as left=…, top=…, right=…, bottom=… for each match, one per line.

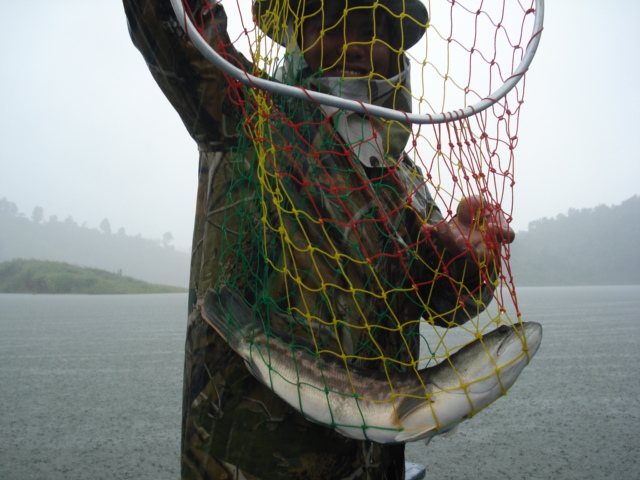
left=170, top=0, right=544, bottom=124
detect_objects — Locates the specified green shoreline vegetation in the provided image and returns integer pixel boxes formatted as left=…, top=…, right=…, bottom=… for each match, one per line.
left=0, top=259, right=187, bottom=294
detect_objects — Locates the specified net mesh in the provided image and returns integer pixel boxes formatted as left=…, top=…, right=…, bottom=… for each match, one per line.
left=187, top=0, right=538, bottom=436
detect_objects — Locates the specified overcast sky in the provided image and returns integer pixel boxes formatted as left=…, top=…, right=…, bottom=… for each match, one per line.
left=1, top=0, right=639, bottom=250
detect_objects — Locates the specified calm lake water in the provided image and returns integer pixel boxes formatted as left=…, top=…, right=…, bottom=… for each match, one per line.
left=1, top=286, right=639, bottom=479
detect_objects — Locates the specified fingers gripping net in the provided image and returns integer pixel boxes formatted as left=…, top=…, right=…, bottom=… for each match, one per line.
left=186, top=0, right=539, bottom=438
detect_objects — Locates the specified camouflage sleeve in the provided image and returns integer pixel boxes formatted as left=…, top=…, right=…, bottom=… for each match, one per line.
left=393, top=158, right=497, bottom=328
left=123, top=0, right=248, bottom=151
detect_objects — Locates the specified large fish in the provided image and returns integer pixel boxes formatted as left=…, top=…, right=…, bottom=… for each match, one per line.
left=202, top=288, right=542, bottom=444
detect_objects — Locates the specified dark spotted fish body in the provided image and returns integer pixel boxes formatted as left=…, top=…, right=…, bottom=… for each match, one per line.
left=202, top=288, right=542, bottom=444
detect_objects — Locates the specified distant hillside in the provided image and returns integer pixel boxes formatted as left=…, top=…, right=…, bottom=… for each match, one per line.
left=0, top=198, right=189, bottom=288
left=2, top=195, right=638, bottom=288
left=0, top=259, right=187, bottom=294
left=510, top=195, right=640, bottom=286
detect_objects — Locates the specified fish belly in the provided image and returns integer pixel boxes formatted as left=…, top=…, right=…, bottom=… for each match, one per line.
left=251, top=353, right=400, bottom=442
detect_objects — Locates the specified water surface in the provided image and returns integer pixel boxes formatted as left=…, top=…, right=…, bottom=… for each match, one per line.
left=1, top=287, right=639, bottom=479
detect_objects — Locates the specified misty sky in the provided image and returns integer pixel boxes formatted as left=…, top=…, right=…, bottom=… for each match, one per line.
left=1, top=1, right=639, bottom=250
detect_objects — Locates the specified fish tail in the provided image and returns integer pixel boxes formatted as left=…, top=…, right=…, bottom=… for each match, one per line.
left=202, top=288, right=255, bottom=351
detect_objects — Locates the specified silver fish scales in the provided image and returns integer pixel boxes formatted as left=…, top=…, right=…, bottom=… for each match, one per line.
left=202, top=288, right=542, bottom=444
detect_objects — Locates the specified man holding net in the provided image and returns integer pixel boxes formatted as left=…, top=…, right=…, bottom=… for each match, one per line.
left=124, top=0, right=515, bottom=478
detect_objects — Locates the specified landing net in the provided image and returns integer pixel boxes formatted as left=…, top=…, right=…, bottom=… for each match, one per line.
left=182, top=0, right=541, bottom=435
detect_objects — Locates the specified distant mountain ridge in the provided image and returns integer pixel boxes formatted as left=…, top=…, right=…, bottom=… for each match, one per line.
left=510, top=195, right=640, bottom=286
left=0, top=198, right=189, bottom=288
left=1, top=195, right=638, bottom=288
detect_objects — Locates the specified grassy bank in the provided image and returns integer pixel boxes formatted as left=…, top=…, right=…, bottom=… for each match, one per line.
left=0, top=259, right=187, bottom=294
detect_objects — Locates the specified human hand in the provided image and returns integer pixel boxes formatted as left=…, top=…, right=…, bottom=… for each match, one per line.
left=430, top=195, right=515, bottom=266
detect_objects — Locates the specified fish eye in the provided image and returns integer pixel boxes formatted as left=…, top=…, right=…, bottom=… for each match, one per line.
left=497, top=325, right=510, bottom=335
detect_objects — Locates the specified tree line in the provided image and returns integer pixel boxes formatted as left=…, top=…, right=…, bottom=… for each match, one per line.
left=0, top=198, right=189, bottom=288
left=1, top=195, right=638, bottom=288
left=509, top=195, right=640, bottom=285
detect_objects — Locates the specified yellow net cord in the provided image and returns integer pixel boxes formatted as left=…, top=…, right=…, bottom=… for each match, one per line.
left=188, top=0, right=538, bottom=435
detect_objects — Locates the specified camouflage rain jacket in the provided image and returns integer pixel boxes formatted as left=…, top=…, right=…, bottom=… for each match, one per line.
left=123, top=1, right=493, bottom=478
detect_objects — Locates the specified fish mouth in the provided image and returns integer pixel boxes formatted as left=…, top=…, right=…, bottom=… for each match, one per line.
left=522, top=322, right=543, bottom=359
left=497, top=322, right=542, bottom=361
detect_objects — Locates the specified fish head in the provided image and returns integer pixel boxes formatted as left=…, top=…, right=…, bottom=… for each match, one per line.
left=452, top=321, right=542, bottom=398
left=440, top=321, right=542, bottom=410
left=395, top=322, right=542, bottom=442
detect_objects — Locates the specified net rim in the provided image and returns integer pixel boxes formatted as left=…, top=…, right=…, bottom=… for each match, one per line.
left=169, top=0, right=544, bottom=125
